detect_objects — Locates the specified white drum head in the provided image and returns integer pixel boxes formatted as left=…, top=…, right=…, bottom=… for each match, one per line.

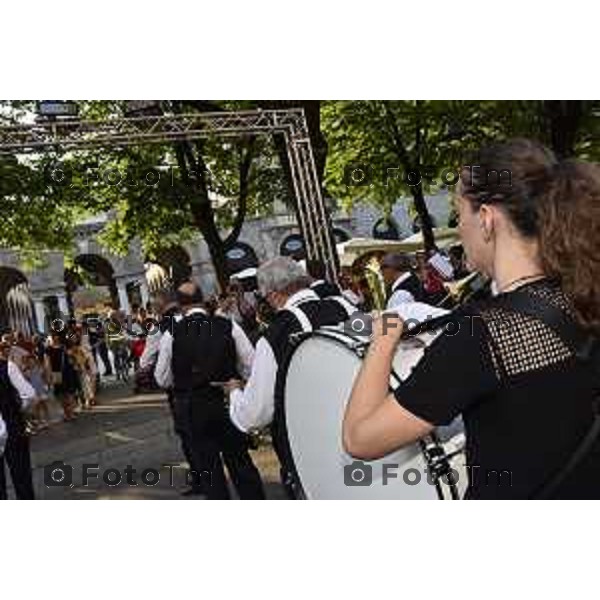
left=283, top=332, right=440, bottom=500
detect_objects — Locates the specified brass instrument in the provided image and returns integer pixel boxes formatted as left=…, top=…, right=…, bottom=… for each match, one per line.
left=439, top=271, right=491, bottom=308
left=363, top=256, right=387, bottom=311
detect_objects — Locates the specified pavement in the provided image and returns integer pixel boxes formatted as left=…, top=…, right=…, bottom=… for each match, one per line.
left=16, top=377, right=286, bottom=500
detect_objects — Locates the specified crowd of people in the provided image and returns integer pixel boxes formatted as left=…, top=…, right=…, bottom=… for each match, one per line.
left=2, top=138, right=598, bottom=501
left=0, top=226, right=473, bottom=500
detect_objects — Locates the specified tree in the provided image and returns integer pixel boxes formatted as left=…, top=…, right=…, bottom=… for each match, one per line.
left=322, top=100, right=493, bottom=251
left=0, top=100, right=293, bottom=289
left=322, top=100, right=600, bottom=252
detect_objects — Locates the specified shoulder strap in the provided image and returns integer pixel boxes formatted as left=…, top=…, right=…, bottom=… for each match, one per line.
left=496, top=288, right=600, bottom=498
left=285, top=306, right=313, bottom=333
left=327, top=295, right=357, bottom=318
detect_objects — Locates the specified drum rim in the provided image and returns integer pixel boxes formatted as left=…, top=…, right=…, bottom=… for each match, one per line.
left=279, top=327, right=462, bottom=500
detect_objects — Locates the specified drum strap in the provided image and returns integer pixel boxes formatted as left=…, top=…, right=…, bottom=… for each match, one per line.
left=285, top=306, right=313, bottom=333
left=328, top=296, right=358, bottom=318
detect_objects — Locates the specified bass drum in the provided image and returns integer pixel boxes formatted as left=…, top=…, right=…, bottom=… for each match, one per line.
left=282, top=327, right=465, bottom=499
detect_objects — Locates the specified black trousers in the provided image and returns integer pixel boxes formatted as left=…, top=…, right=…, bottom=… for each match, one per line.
left=0, top=431, right=35, bottom=500
left=177, top=390, right=265, bottom=500
left=93, top=341, right=112, bottom=376
left=168, top=391, right=199, bottom=488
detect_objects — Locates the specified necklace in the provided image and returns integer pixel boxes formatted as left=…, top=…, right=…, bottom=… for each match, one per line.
left=498, top=273, right=546, bottom=294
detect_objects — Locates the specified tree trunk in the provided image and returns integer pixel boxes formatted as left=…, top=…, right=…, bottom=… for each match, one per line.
left=381, top=102, right=437, bottom=254
left=543, top=101, right=584, bottom=158
left=194, top=206, right=230, bottom=291
left=257, top=100, right=337, bottom=276
left=411, top=184, right=436, bottom=253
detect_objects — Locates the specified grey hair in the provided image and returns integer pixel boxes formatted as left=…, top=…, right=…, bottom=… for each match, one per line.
left=257, top=257, right=309, bottom=297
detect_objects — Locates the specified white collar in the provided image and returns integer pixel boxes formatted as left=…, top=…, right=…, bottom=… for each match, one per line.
left=185, top=307, right=207, bottom=316
left=310, top=279, right=325, bottom=287
left=283, top=288, right=320, bottom=310
left=392, top=272, right=412, bottom=291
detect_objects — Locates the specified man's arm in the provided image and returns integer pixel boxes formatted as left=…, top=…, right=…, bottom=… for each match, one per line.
left=229, top=337, right=277, bottom=432
left=139, top=330, right=162, bottom=370
left=154, top=331, right=173, bottom=389
left=8, top=360, right=36, bottom=411
left=231, top=321, right=255, bottom=380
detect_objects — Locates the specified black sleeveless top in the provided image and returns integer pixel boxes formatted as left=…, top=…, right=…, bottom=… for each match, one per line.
left=394, top=279, right=600, bottom=499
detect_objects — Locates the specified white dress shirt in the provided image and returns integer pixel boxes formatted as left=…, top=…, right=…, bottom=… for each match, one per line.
left=386, top=272, right=415, bottom=309
left=229, top=288, right=319, bottom=432
left=341, top=288, right=363, bottom=306
left=6, top=360, right=37, bottom=412
left=154, top=308, right=255, bottom=390
left=139, top=329, right=163, bottom=370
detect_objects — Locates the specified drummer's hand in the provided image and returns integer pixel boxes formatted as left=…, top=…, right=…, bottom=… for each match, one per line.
left=222, top=379, right=243, bottom=393
left=371, top=312, right=404, bottom=351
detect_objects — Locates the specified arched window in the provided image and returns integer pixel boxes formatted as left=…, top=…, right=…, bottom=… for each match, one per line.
left=372, top=217, right=400, bottom=240
left=279, top=234, right=306, bottom=260
left=226, top=242, right=259, bottom=275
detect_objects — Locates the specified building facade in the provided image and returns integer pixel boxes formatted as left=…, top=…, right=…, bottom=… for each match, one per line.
left=0, top=193, right=451, bottom=333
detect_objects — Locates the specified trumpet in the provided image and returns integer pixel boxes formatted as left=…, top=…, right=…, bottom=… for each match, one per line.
left=439, top=271, right=491, bottom=308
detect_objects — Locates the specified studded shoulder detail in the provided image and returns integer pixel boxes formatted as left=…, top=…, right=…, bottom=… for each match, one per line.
left=478, top=282, right=574, bottom=380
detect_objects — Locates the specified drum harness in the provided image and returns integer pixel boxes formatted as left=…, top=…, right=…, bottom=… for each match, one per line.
left=288, top=307, right=462, bottom=500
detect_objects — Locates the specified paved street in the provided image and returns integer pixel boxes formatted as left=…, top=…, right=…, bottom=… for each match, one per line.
left=19, top=379, right=286, bottom=500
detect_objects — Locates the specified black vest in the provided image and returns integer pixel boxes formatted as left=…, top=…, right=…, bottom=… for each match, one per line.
left=310, top=280, right=342, bottom=300
left=172, top=312, right=238, bottom=395
left=391, top=272, right=424, bottom=302
left=0, top=361, right=25, bottom=436
left=266, top=297, right=351, bottom=467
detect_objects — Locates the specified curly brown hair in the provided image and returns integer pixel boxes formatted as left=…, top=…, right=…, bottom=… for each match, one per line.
left=461, top=138, right=600, bottom=332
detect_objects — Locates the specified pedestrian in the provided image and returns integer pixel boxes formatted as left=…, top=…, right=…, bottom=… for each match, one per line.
left=0, top=340, right=36, bottom=500
left=45, top=333, right=78, bottom=421
left=226, top=257, right=353, bottom=497
left=155, top=282, right=265, bottom=500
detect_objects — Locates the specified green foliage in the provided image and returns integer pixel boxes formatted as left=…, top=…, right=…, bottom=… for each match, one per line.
left=322, top=100, right=600, bottom=213
left=0, top=100, right=288, bottom=262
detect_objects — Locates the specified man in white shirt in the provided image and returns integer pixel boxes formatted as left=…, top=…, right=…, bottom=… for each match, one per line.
left=133, top=291, right=178, bottom=393
left=155, top=282, right=264, bottom=499
left=0, top=341, right=37, bottom=500
left=225, top=257, right=351, bottom=497
left=381, top=253, right=425, bottom=309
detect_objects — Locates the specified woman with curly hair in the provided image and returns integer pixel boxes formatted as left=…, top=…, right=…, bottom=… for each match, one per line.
left=343, top=139, right=600, bottom=499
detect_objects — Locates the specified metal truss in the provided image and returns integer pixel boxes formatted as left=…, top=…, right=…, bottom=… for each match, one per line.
left=0, top=109, right=339, bottom=282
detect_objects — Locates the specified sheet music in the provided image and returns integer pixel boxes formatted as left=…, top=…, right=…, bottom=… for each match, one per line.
left=383, top=301, right=450, bottom=331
